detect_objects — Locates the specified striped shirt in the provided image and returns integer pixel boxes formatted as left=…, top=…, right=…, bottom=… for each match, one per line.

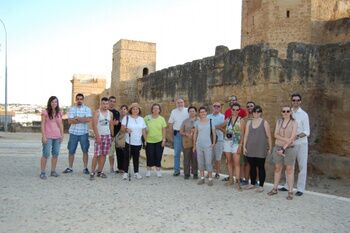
left=68, top=104, right=92, bottom=135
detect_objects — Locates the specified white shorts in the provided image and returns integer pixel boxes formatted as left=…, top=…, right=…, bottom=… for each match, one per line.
left=223, top=140, right=239, bottom=154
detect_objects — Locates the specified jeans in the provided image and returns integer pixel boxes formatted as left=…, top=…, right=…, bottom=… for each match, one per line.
left=42, top=139, right=61, bottom=157
left=173, top=131, right=183, bottom=173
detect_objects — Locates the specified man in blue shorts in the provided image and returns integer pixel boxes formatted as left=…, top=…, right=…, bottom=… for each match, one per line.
left=63, top=93, right=92, bottom=174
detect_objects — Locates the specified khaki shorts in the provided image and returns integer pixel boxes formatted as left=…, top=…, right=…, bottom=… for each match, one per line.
left=272, top=146, right=297, bottom=166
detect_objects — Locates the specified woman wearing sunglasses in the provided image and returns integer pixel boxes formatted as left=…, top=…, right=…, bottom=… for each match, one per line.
left=267, top=106, right=298, bottom=200
left=222, top=103, right=245, bottom=191
left=243, top=106, right=272, bottom=193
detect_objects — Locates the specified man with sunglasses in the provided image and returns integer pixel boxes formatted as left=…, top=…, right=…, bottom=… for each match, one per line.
left=63, top=93, right=92, bottom=175
left=279, top=93, right=310, bottom=196
left=208, top=102, right=225, bottom=179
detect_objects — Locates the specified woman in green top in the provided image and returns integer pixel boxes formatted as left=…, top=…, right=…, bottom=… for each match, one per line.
left=144, top=103, right=167, bottom=177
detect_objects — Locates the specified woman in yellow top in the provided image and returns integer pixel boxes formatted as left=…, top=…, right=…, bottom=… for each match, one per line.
left=144, top=103, right=167, bottom=178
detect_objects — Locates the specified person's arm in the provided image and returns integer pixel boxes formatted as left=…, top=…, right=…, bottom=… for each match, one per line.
left=92, top=111, right=101, bottom=144
left=264, top=120, right=272, bottom=154
left=211, top=122, right=216, bottom=146
left=41, top=112, right=47, bottom=144
left=192, top=127, right=198, bottom=152
left=142, top=128, right=147, bottom=146
left=243, top=120, right=251, bottom=155
left=162, top=126, right=167, bottom=147
left=179, top=121, right=186, bottom=136
left=168, top=110, right=175, bottom=140
left=76, top=107, right=93, bottom=123
left=59, top=113, right=64, bottom=142
left=109, top=112, right=114, bottom=137
left=297, top=112, right=310, bottom=138
left=274, top=120, right=289, bottom=143
left=237, top=119, right=245, bottom=154
left=68, top=108, right=78, bottom=125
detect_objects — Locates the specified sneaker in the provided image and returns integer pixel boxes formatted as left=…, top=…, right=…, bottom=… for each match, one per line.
left=197, top=179, right=205, bottom=185
left=39, top=172, right=47, bottom=180
left=173, top=171, right=180, bottom=176
left=255, top=187, right=264, bottom=193
left=98, top=172, right=107, bottom=178
left=208, top=180, right=214, bottom=186
left=110, top=168, right=115, bottom=174
left=240, top=179, right=249, bottom=186
left=214, top=173, right=220, bottom=179
left=146, top=170, right=151, bottom=178
left=156, top=171, right=162, bottom=178
left=184, top=175, right=190, bottom=180
left=193, top=174, right=198, bottom=179
left=122, top=173, right=128, bottom=180
left=62, top=168, right=73, bottom=174
left=83, top=168, right=90, bottom=175
left=134, top=173, right=142, bottom=179
left=50, top=171, right=59, bottom=177
left=222, top=177, right=229, bottom=181
left=278, top=187, right=288, bottom=192
left=90, top=172, right=95, bottom=180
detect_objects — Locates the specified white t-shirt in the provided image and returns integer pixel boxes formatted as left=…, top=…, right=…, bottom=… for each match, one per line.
left=122, top=116, right=146, bottom=146
left=168, top=107, right=189, bottom=130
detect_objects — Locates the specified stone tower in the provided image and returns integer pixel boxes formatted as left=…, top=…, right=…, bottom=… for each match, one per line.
left=70, top=74, right=106, bottom=109
left=110, top=39, right=156, bottom=105
left=241, top=0, right=350, bottom=57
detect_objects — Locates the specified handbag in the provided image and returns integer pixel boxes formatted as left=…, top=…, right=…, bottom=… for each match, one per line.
left=115, top=116, right=128, bottom=148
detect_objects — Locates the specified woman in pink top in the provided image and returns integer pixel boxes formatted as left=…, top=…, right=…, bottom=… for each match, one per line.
left=40, top=96, right=64, bottom=179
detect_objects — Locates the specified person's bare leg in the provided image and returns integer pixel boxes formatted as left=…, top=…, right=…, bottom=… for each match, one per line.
left=41, top=157, right=48, bottom=172
left=225, top=153, right=233, bottom=179
left=286, top=165, right=294, bottom=192
left=83, top=153, right=88, bottom=169
left=51, top=157, right=58, bottom=172
left=109, top=156, right=115, bottom=172
left=215, top=160, right=221, bottom=174
left=97, top=155, right=107, bottom=172
left=233, top=153, right=240, bottom=182
left=68, top=154, right=74, bottom=168
left=91, top=156, right=98, bottom=173
left=273, top=164, right=283, bottom=189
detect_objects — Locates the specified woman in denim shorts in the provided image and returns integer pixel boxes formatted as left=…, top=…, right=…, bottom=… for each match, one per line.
left=40, top=96, right=64, bottom=179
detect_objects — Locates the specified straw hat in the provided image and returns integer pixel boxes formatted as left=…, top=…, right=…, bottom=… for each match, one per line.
left=129, top=102, right=141, bottom=110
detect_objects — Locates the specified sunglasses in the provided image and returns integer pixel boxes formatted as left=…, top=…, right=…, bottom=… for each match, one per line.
left=292, top=99, right=301, bottom=102
left=232, top=108, right=240, bottom=111
left=282, top=110, right=291, bottom=113
left=253, top=110, right=262, bottom=113
left=247, top=105, right=254, bottom=108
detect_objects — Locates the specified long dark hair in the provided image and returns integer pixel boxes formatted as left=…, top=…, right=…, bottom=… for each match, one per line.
left=47, top=96, right=60, bottom=119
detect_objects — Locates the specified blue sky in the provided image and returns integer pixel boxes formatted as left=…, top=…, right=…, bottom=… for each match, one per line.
left=0, top=0, right=241, bottom=106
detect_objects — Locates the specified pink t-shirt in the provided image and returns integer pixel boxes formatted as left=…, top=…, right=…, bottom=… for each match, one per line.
left=42, top=110, right=62, bottom=139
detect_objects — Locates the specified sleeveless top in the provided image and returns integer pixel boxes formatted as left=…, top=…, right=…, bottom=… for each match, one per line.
left=97, top=110, right=111, bottom=136
left=246, top=119, right=268, bottom=158
left=194, top=120, right=211, bottom=148
left=275, top=119, right=296, bottom=147
left=225, top=116, right=242, bottom=145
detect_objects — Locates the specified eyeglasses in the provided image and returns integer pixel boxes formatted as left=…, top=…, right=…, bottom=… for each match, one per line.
left=282, top=110, right=291, bottom=113
left=232, top=108, right=240, bottom=111
left=292, top=99, right=301, bottom=102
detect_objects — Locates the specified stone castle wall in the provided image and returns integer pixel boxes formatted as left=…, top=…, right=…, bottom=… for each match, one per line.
left=241, top=0, right=350, bottom=57
left=135, top=42, right=350, bottom=178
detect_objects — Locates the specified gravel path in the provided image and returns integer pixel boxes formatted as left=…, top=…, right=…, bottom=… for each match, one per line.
left=0, top=132, right=349, bottom=233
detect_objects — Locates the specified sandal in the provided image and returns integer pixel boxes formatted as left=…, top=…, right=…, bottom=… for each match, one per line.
left=286, top=192, right=293, bottom=200
left=267, top=188, right=278, bottom=196
left=99, top=172, right=107, bottom=178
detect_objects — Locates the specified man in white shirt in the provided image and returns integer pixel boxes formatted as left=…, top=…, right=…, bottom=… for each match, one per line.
left=280, top=93, right=310, bottom=196
left=168, top=98, right=189, bottom=176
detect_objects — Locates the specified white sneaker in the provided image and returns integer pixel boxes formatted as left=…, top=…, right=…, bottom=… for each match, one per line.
left=134, top=173, right=142, bottom=179
left=156, top=171, right=162, bottom=178
left=146, top=170, right=151, bottom=177
left=122, top=173, right=128, bottom=180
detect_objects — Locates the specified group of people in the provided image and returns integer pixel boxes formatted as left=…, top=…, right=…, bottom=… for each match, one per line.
left=40, top=93, right=310, bottom=200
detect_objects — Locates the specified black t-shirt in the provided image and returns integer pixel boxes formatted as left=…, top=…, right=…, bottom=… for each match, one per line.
left=109, top=108, right=121, bottom=137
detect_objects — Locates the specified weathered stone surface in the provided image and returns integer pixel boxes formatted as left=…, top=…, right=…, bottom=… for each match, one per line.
left=136, top=41, right=350, bottom=178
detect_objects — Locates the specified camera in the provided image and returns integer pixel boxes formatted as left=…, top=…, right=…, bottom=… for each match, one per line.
left=226, top=133, right=233, bottom=139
